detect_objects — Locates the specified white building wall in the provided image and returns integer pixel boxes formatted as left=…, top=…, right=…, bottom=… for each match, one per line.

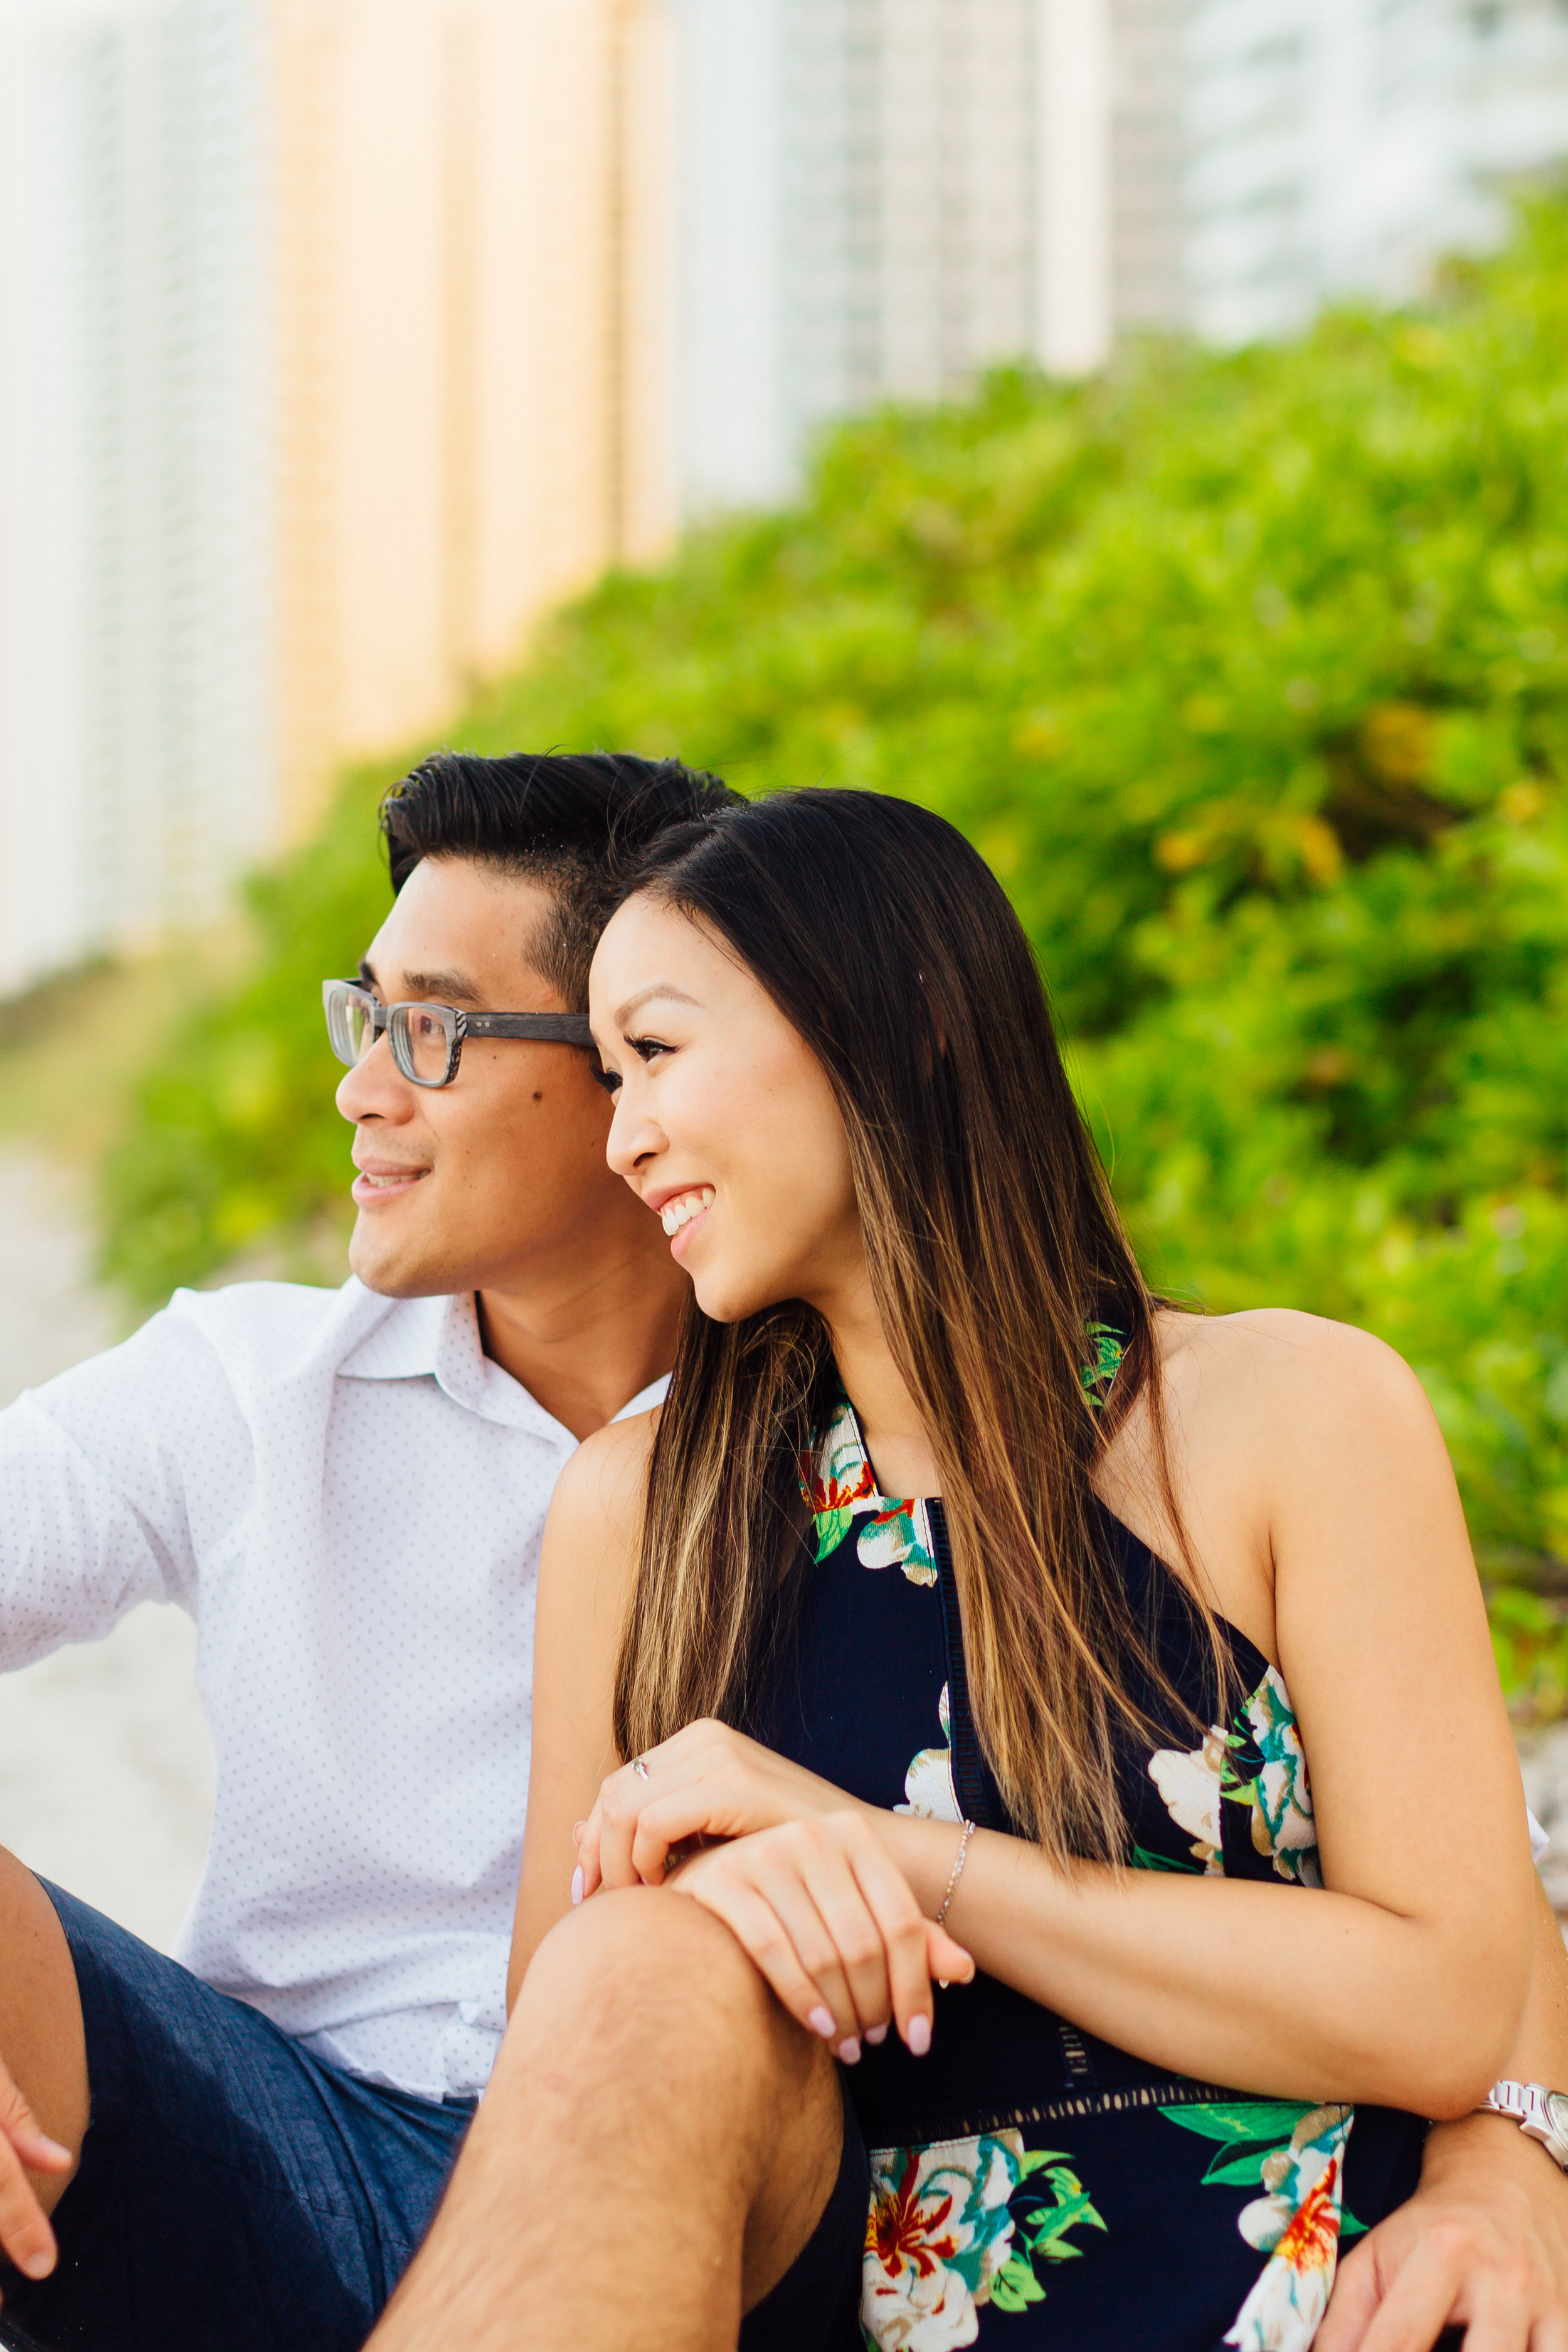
left=671, top=0, right=791, bottom=512
left=671, top=0, right=1050, bottom=516
left=0, top=0, right=270, bottom=998
left=1182, top=0, right=1568, bottom=346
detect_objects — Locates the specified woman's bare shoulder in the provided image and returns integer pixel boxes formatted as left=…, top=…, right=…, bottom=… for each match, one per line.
left=545, top=1406, right=660, bottom=1554
left=1155, top=1305, right=1439, bottom=1451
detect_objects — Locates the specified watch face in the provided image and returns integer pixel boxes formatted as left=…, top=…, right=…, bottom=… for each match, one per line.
left=1546, top=2090, right=1568, bottom=2143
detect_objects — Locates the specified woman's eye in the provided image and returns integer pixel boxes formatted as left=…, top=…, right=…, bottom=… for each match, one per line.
left=629, top=1034, right=670, bottom=1066
left=593, top=1067, right=622, bottom=1096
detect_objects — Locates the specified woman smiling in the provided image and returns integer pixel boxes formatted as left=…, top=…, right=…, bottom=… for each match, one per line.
left=509, top=788, right=1536, bottom=2351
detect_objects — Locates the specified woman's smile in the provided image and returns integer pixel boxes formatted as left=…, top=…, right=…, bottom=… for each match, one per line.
left=652, top=1185, right=715, bottom=1256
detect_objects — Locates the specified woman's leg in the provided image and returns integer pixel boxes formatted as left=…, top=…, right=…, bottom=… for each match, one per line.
left=369, top=1887, right=848, bottom=2352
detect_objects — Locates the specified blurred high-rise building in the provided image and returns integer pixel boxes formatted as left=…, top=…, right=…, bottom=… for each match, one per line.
left=3, top=0, right=1565, bottom=996
left=671, top=0, right=1115, bottom=511
left=0, top=0, right=673, bottom=994
left=1162, top=0, right=1568, bottom=344
left=271, top=0, right=676, bottom=841
left=0, top=0, right=270, bottom=997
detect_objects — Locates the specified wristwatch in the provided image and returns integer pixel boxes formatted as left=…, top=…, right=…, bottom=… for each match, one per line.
left=1478, top=2079, right=1568, bottom=2168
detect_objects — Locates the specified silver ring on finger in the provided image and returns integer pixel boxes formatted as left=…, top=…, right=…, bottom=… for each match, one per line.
left=632, top=1757, right=650, bottom=1781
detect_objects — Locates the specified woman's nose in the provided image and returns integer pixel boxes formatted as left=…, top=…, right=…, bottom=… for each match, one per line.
left=605, top=1098, right=665, bottom=1179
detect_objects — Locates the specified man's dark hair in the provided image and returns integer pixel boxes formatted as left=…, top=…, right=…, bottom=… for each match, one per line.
left=379, top=750, right=738, bottom=1010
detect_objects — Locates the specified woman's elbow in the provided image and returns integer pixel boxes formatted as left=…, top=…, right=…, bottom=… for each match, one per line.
left=1390, top=1932, right=1530, bottom=2121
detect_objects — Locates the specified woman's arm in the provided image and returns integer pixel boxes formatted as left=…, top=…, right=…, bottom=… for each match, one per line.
left=1318, top=1878, right=1568, bottom=2351
left=582, top=1314, right=1537, bottom=2116
left=505, top=1414, right=653, bottom=2010
left=507, top=1410, right=965, bottom=2052
left=878, top=1315, right=1535, bottom=2112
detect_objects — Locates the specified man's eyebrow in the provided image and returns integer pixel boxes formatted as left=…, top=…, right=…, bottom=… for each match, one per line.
left=392, top=968, right=482, bottom=1005
left=612, top=983, right=703, bottom=1027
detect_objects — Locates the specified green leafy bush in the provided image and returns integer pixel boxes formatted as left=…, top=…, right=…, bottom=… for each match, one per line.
left=102, top=198, right=1568, bottom=1696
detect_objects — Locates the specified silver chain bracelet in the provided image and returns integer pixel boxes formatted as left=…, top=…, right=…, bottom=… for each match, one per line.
left=935, top=1819, right=977, bottom=1929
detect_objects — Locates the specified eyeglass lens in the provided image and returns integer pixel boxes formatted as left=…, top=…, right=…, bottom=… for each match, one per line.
left=337, top=992, right=376, bottom=1065
left=393, top=1005, right=456, bottom=1084
left=324, top=984, right=456, bottom=1085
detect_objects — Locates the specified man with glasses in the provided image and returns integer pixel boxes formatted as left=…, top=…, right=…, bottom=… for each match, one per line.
left=0, top=751, right=730, bottom=2349
left=1, top=750, right=1567, bottom=2351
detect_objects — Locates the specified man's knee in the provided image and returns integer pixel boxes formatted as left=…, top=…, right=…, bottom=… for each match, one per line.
left=0, top=1850, right=88, bottom=2201
left=501, top=1887, right=812, bottom=2111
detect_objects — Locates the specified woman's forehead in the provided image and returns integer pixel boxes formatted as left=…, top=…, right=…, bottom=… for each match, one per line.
left=593, top=897, right=726, bottom=989
left=591, top=899, right=785, bottom=1039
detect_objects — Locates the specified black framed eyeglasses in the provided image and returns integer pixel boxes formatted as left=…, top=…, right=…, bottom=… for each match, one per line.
left=322, top=980, right=594, bottom=1089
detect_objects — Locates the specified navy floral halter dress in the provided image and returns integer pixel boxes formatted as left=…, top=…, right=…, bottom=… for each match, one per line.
left=756, top=1337, right=1426, bottom=2352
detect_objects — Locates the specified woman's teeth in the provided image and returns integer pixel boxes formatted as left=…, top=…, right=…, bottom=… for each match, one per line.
left=660, top=1188, right=714, bottom=1236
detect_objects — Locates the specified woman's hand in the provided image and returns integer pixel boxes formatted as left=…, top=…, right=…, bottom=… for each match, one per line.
left=659, top=1810, right=974, bottom=2060
left=575, top=1719, right=854, bottom=1899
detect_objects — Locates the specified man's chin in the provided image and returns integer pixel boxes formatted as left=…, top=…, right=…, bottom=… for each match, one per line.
left=347, top=1216, right=458, bottom=1301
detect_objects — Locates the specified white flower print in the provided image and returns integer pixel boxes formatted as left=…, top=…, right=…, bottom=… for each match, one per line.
left=896, top=1683, right=962, bottom=1825
left=862, top=2132, right=1024, bottom=2352
left=1244, top=1668, right=1320, bottom=1887
left=1147, top=1726, right=1228, bottom=1873
left=857, top=1496, right=939, bottom=1587
left=1224, top=2106, right=1351, bottom=2350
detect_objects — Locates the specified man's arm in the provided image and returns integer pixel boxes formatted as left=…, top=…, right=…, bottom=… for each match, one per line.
left=1320, top=1875, right=1568, bottom=2352
left=0, top=1307, right=230, bottom=1669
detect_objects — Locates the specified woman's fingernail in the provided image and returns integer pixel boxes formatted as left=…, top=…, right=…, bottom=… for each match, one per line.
left=571, top=1867, right=585, bottom=1907
left=37, top=2138, right=70, bottom=2165
left=572, top=1822, right=586, bottom=1845
left=836, top=2037, right=862, bottom=2065
left=22, top=2250, right=53, bottom=2279
left=865, top=2023, right=889, bottom=2046
left=907, top=2013, right=931, bottom=2057
left=807, top=2006, right=836, bottom=2040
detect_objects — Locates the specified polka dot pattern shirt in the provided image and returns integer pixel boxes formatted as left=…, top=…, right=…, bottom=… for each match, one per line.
left=0, top=1277, right=666, bottom=2099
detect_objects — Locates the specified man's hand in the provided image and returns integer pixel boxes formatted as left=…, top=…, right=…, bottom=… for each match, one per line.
left=0, top=2053, right=71, bottom=2293
left=1320, top=2113, right=1568, bottom=2352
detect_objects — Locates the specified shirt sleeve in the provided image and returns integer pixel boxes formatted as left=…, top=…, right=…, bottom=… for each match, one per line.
left=0, top=1308, right=255, bottom=1669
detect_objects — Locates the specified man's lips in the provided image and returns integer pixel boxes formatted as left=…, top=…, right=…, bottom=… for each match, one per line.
left=351, top=1163, right=430, bottom=1205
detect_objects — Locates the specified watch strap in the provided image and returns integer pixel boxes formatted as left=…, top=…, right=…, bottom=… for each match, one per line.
left=1479, top=2079, right=1568, bottom=2168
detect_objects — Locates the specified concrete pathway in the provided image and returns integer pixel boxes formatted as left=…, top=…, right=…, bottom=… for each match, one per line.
left=0, top=1151, right=215, bottom=1953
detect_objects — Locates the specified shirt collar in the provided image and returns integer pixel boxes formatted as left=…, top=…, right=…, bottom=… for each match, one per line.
left=337, top=1290, right=668, bottom=1441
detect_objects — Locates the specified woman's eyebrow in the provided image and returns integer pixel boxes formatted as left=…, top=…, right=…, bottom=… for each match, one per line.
left=612, top=983, right=703, bottom=1026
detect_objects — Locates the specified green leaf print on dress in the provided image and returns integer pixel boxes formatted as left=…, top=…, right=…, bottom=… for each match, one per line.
left=862, top=2133, right=1104, bottom=2350
left=799, top=1395, right=876, bottom=1562
left=1079, top=1323, right=1124, bottom=1401
left=1146, top=1665, right=1320, bottom=1885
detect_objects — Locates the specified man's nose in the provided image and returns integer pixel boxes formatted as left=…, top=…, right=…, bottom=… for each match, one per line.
left=335, top=1035, right=410, bottom=1123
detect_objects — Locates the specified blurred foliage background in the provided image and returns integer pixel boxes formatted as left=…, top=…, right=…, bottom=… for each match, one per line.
left=102, top=197, right=1568, bottom=1706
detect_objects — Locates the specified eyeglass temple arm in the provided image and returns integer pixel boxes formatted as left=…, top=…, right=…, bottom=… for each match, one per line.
left=462, top=1013, right=595, bottom=1047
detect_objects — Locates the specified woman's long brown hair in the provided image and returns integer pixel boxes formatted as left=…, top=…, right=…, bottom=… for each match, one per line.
left=612, top=789, right=1219, bottom=1865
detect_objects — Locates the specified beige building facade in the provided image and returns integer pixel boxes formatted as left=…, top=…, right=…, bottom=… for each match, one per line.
left=0, top=0, right=679, bottom=988
left=272, top=0, right=678, bottom=842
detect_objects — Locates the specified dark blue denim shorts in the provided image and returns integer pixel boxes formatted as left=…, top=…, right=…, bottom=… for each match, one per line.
left=0, top=1880, right=867, bottom=2352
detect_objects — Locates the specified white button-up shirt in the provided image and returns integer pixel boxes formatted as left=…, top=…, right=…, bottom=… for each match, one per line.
left=0, top=1276, right=665, bottom=2099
